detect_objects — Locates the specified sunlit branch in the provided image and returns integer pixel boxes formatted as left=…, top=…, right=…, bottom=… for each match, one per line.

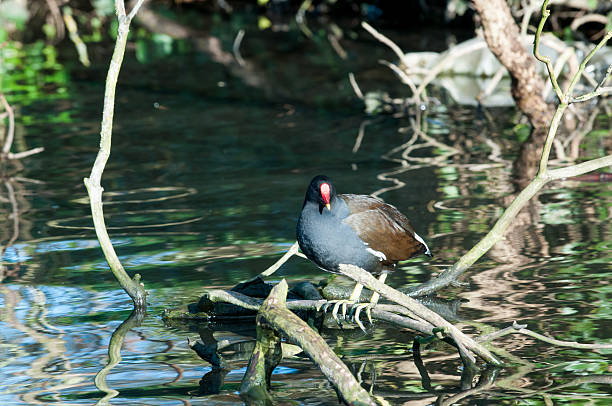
left=0, top=94, right=44, bottom=160
left=533, top=0, right=564, bottom=101
left=241, top=280, right=377, bottom=405
left=409, top=0, right=612, bottom=298
left=62, top=6, right=91, bottom=67
left=83, top=0, right=147, bottom=308
left=0, top=94, right=15, bottom=155
left=338, top=264, right=501, bottom=366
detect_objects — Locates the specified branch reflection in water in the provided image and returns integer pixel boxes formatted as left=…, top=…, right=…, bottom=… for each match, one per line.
left=94, top=308, right=146, bottom=406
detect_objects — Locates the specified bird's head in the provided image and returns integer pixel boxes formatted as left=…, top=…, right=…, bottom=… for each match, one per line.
left=305, top=175, right=335, bottom=212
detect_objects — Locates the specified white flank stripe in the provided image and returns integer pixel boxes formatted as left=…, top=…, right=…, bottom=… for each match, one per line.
left=413, top=232, right=431, bottom=256
left=366, top=247, right=387, bottom=261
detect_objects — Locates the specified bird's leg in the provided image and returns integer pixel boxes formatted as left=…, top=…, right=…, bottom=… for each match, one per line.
left=331, top=283, right=363, bottom=324
left=341, top=282, right=364, bottom=317
left=351, top=271, right=388, bottom=332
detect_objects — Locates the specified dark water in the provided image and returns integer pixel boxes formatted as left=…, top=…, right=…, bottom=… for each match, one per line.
left=1, top=12, right=612, bottom=405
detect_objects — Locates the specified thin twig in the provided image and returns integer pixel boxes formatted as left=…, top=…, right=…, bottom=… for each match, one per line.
left=361, top=22, right=408, bottom=66
left=348, top=73, right=364, bottom=100
left=378, top=60, right=420, bottom=102
left=570, top=13, right=608, bottom=31
left=127, top=0, right=146, bottom=21
left=570, top=86, right=612, bottom=102
left=62, top=7, right=91, bottom=67
left=296, top=0, right=313, bottom=38
left=232, top=29, right=245, bottom=67
left=328, top=33, right=347, bottom=60
left=539, top=27, right=612, bottom=174
left=7, top=148, right=45, bottom=160
left=533, top=0, right=564, bottom=102
left=243, top=241, right=301, bottom=283
left=352, top=120, right=370, bottom=153
left=594, top=63, right=612, bottom=92
left=520, top=0, right=540, bottom=35
left=0, top=93, right=15, bottom=155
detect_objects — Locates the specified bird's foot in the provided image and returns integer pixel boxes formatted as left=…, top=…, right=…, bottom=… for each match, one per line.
left=321, top=299, right=358, bottom=327
left=349, top=302, right=375, bottom=333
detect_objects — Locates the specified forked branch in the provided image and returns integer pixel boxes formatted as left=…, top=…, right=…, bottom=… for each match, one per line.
left=409, top=0, right=612, bottom=297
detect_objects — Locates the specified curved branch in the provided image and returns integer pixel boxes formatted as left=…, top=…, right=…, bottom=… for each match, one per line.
left=255, top=280, right=377, bottom=405
left=83, top=0, right=147, bottom=308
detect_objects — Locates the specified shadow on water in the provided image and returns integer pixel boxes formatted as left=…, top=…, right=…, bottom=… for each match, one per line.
left=1, top=5, right=612, bottom=405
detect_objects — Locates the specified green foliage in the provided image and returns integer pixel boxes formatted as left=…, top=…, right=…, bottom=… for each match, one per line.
left=135, top=33, right=176, bottom=63
left=0, top=41, right=69, bottom=106
left=513, top=123, right=531, bottom=143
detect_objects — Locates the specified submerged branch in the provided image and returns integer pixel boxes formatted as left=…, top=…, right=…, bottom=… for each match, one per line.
left=197, top=288, right=436, bottom=335
left=252, top=280, right=377, bottom=405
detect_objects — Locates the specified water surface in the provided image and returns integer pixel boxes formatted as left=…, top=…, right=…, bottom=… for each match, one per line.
left=1, top=11, right=612, bottom=405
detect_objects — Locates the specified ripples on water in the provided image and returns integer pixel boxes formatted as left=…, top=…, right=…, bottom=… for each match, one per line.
left=1, top=15, right=612, bottom=405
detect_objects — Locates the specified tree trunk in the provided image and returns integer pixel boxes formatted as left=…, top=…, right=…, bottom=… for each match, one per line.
left=473, top=0, right=555, bottom=129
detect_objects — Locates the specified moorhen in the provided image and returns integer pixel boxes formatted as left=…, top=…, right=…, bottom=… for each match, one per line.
left=296, top=175, right=431, bottom=329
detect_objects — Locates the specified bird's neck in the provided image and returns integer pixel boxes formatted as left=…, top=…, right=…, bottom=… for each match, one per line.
left=303, top=195, right=347, bottom=217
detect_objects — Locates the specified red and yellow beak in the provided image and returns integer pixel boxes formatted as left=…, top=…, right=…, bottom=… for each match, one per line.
left=320, top=182, right=331, bottom=210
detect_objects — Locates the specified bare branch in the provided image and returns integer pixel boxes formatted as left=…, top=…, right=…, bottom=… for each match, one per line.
left=84, top=0, right=147, bottom=308
left=7, top=147, right=45, bottom=160
left=348, top=72, right=364, bottom=100
left=361, top=21, right=409, bottom=66
left=232, top=29, right=246, bottom=66
left=127, top=0, right=146, bottom=21
left=533, top=0, right=565, bottom=101
left=242, top=242, right=301, bottom=285
left=0, top=94, right=15, bottom=155
left=378, top=60, right=420, bottom=101
left=252, top=280, right=377, bottom=405
left=338, top=264, right=502, bottom=366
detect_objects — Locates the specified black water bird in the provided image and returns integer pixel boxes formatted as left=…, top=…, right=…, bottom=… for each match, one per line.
left=296, top=175, right=431, bottom=329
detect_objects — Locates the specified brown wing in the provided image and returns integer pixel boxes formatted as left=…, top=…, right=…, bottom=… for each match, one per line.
left=340, top=194, right=386, bottom=214
left=339, top=194, right=426, bottom=264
